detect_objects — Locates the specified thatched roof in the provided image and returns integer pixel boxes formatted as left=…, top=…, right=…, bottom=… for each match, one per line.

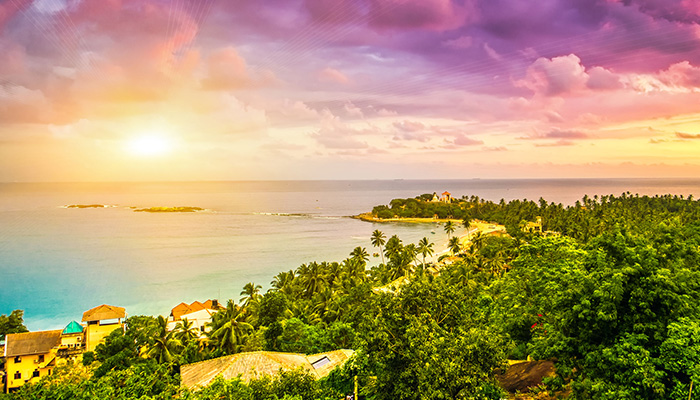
left=181, top=349, right=354, bottom=389
left=5, top=330, right=62, bottom=357
left=82, top=304, right=126, bottom=322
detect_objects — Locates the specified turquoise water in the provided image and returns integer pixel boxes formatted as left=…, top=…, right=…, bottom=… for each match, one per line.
left=2, top=179, right=700, bottom=330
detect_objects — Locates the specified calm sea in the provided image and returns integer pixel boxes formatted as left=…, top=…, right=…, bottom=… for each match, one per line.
left=2, top=179, right=700, bottom=331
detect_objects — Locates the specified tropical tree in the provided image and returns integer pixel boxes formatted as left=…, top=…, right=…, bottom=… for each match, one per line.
left=417, top=237, right=434, bottom=267
left=371, top=229, right=387, bottom=265
left=350, top=246, right=370, bottom=264
left=146, top=316, right=181, bottom=364
left=448, top=236, right=461, bottom=255
left=240, top=282, right=262, bottom=307
left=174, top=317, right=199, bottom=346
left=209, top=300, right=254, bottom=355
left=444, top=220, right=456, bottom=238
left=384, top=235, right=403, bottom=260
left=271, top=270, right=295, bottom=292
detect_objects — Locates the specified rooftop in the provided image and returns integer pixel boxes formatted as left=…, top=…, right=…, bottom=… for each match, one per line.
left=171, top=299, right=221, bottom=321
left=181, top=349, right=354, bottom=389
left=5, top=330, right=62, bottom=357
left=82, top=304, right=126, bottom=322
left=63, top=321, right=84, bottom=334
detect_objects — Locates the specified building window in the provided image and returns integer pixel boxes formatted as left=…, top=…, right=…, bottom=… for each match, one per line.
left=14, top=356, right=21, bottom=363
left=32, top=370, right=40, bottom=378
left=38, top=355, right=45, bottom=363
left=14, top=372, right=21, bottom=380
left=77, top=336, right=81, bottom=341
left=311, top=356, right=331, bottom=369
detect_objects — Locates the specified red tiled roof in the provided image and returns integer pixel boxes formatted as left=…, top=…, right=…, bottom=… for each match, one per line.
left=171, top=300, right=222, bottom=321
left=5, top=330, right=62, bottom=357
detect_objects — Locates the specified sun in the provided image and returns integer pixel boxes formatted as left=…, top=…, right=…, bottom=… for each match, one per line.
left=127, top=134, right=172, bottom=157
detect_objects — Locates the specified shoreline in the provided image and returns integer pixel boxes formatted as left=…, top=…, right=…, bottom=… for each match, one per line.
left=352, top=212, right=464, bottom=224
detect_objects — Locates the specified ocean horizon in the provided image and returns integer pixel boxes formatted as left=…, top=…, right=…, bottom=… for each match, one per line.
left=3, top=178, right=700, bottom=331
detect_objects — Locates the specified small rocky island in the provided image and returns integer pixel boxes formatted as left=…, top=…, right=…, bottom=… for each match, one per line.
left=66, top=204, right=110, bottom=208
left=133, top=206, right=204, bottom=213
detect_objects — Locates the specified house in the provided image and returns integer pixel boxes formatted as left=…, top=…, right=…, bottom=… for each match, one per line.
left=441, top=191, right=452, bottom=203
left=82, top=304, right=126, bottom=352
left=3, top=330, right=62, bottom=393
left=167, top=300, right=222, bottom=335
left=180, top=349, right=355, bottom=390
left=3, top=305, right=125, bottom=393
left=167, top=308, right=216, bottom=336
left=170, top=299, right=222, bottom=321
left=523, top=217, right=543, bottom=233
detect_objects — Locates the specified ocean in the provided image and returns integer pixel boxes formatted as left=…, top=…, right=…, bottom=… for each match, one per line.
left=2, top=178, right=700, bottom=331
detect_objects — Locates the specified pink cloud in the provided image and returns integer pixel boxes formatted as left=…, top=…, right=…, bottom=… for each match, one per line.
left=0, top=0, right=31, bottom=30
left=393, top=120, right=425, bottom=132
left=587, top=66, right=623, bottom=90
left=676, top=131, right=700, bottom=139
left=368, top=0, right=475, bottom=32
left=442, top=35, right=473, bottom=49
left=518, top=54, right=624, bottom=96
left=518, top=54, right=588, bottom=96
left=0, top=40, right=26, bottom=76
left=657, top=61, right=700, bottom=89
left=202, top=47, right=252, bottom=90
left=318, top=67, right=350, bottom=84
left=452, top=134, right=483, bottom=146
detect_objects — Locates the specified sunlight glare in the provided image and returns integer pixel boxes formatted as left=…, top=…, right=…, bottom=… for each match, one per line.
left=127, top=134, right=172, bottom=157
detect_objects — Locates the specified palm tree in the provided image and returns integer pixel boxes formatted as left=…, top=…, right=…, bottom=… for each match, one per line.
left=350, top=246, right=369, bottom=264
left=371, top=230, right=387, bottom=265
left=208, top=300, right=253, bottom=355
left=463, top=218, right=473, bottom=239
left=270, top=270, right=295, bottom=292
left=444, top=221, right=456, bottom=238
left=147, top=315, right=181, bottom=364
left=417, top=237, right=434, bottom=267
left=448, top=236, right=461, bottom=255
left=384, top=235, right=403, bottom=260
left=174, top=317, right=199, bottom=346
left=240, top=282, right=262, bottom=307
left=299, top=262, right=326, bottom=298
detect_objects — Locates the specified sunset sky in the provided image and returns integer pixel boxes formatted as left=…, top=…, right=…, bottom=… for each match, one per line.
left=1, top=0, right=700, bottom=181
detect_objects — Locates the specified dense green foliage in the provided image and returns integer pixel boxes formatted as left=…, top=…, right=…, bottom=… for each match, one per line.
left=4, top=192, right=700, bottom=399
left=0, top=310, right=28, bottom=341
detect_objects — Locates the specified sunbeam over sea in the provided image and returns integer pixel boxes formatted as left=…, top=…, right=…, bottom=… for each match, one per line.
left=2, top=178, right=700, bottom=330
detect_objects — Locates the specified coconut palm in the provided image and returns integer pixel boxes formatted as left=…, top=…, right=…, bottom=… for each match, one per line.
left=448, top=236, right=461, bottom=255
left=444, top=221, right=456, bottom=238
left=463, top=218, right=473, bottom=238
left=350, top=246, right=369, bottom=264
left=240, top=282, right=262, bottom=307
left=371, top=230, right=387, bottom=265
left=417, top=237, right=434, bottom=267
left=270, top=270, right=295, bottom=292
left=384, top=235, right=403, bottom=260
left=208, top=300, right=253, bottom=355
left=174, top=317, right=199, bottom=346
left=147, top=315, right=181, bottom=364
left=298, top=261, right=326, bottom=298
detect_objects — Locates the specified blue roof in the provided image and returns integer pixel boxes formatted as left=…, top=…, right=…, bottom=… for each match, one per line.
left=63, top=321, right=84, bottom=334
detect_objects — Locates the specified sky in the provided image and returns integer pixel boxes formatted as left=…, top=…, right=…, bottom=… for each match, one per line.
left=1, top=0, right=700, bottom=181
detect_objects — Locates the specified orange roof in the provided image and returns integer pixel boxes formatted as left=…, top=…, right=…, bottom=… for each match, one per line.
left=171, top=300, right=222, bottom=321
left=5, top=330, right=62, bottom=357
left=82, top=304, right=126, bottom=322
left=442, top=191, right=451, bottom=195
